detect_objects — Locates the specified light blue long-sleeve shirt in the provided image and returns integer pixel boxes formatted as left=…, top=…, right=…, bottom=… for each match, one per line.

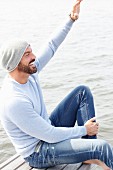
left=0, top=18, right=87, bottom=158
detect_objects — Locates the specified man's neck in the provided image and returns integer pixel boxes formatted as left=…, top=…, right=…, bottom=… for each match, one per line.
left=9, top=70, right=29, bottom=84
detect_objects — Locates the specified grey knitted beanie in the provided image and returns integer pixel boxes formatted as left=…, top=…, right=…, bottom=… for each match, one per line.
left=0, top=39, right=29, bottom=72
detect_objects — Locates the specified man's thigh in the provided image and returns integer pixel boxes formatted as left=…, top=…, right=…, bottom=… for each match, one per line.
left=48, top=138, right=105, bottom=165
left=49, top=85, right=95, bottom=129
left=49, top=86, right=88, bottom=127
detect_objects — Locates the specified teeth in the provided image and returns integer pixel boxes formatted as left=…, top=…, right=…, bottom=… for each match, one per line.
left=29, top=61, right=35, bottom=65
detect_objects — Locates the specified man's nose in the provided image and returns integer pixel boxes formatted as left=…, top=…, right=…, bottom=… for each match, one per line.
left=31, top=53, right=36, bottom=60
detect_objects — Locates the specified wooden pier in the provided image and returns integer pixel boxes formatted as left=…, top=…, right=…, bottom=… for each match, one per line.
left=0, top=154, right=103, bottom=170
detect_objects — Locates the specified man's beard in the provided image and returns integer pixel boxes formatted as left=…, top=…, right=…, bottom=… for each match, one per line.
left=18, top=61, right=37, bottom=74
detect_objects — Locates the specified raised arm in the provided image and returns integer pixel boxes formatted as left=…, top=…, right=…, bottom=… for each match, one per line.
left=35, top=0, right=83, bottom=72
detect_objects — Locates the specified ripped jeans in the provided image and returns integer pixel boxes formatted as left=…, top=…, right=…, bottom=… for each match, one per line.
left=24, top=85, right=113, bottom=169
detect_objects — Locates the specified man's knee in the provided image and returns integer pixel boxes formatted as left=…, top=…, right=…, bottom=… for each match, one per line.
left=75, top=85, right=91, bottom=95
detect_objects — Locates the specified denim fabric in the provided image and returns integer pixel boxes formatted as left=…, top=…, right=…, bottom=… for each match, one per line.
left=24, top=86, right=113, bottom=169
left=50, top=85, right=96, bottom=139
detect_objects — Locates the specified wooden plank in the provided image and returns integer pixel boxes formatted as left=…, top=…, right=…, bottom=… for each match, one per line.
left=0, top=154, right=19, bottom=169
left=89, top=165, right=103, bottom=170
left=79, top=164, right=102, bottom=170
left=32, top=166, right=45, bottom=170
left=62, top=163, right=103, bottom=170
left=63, top=163, right=82, bottom=170
left=0, top=155, right=25, bottom=170
left=16, top=161, right=32, bottom=170
left=26, top=163, right=68, bottom=170
left=44, top=164, right=67, bottom=170
left=32, top=169, right=45, bottom=170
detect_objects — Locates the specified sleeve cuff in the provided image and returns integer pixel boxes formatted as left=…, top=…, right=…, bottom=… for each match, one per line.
left=78, top=126, right=87, bottom=137
left=81, top=126, right=87, bottom=136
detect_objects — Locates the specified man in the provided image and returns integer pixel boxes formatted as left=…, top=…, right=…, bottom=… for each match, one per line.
left=0, top=0, right=112, bottom=169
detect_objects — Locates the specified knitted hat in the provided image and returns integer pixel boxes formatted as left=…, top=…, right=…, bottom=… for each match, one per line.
left=0, top=39, right=29, bottom=72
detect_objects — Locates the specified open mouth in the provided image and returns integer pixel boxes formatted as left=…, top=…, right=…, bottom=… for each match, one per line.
left=29, top=59, right=35, bottom=66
